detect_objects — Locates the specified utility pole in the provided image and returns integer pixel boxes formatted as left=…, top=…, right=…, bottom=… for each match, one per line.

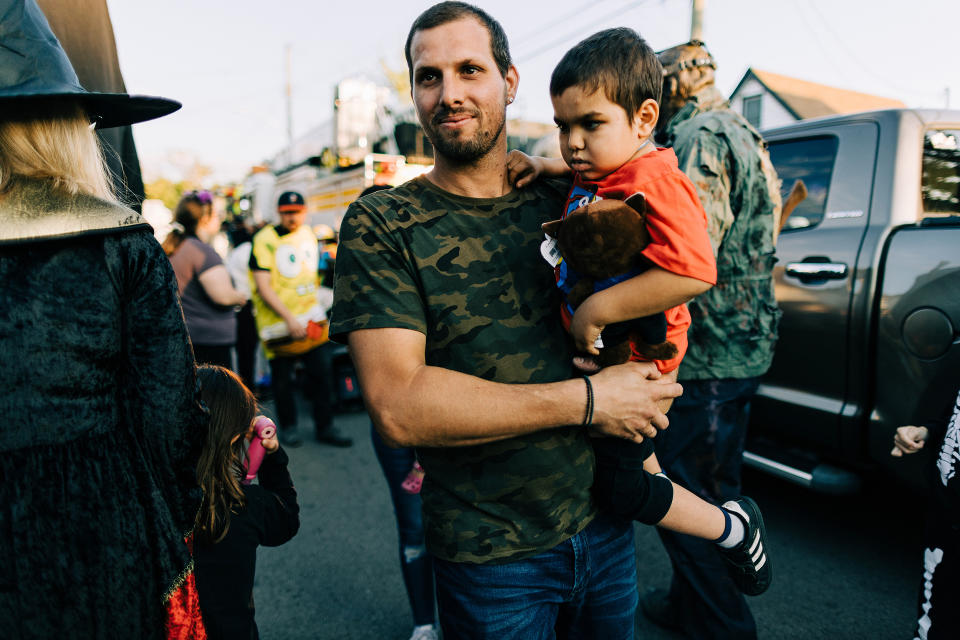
left=691, top=0, right=705, bottom=41
left=285, top=44, right=294, bottom=148
left=946, top=86, right=951, bottom=109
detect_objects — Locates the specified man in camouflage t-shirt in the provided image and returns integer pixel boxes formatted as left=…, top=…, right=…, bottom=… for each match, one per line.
left=639, top=41, right=782, bottom=639
left=330, top=3, right=682, bottom=638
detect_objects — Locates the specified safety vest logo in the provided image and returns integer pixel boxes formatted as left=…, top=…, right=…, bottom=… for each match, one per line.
left=275, top=240, right=319, bottom=279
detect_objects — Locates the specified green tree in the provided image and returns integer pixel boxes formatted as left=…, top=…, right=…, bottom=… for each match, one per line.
left=144, top=177, right=184, bottom=210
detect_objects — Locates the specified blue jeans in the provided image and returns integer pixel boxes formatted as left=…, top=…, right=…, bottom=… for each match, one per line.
left=370, top=426, right=436, bottom=627
left=433, top=512, right=637, bottom=640
left=653, top=377, right=759, bottom=640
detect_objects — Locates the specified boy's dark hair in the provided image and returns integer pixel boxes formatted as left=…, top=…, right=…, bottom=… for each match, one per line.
left=405, top=1, right=512, bottom=81
left=550, top=28, right=663, bottom=119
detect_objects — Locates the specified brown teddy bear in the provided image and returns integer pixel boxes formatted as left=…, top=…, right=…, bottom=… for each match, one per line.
left=543, top=192, right=678, bottom=367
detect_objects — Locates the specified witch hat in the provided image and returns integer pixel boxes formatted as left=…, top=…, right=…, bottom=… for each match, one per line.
left=0, top=0, right=180, bottom=128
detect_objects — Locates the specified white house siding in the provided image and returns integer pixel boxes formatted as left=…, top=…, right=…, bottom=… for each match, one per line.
left=729, top=77, right=797, bottom=130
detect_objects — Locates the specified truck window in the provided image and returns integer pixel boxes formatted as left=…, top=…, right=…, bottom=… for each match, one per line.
left=767, top=135, right=839, bottom=231
left=922, top=129, right=960, bottom=214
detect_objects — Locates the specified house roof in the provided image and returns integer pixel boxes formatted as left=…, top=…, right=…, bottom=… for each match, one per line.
left=731, top=68, right=905, bottom=120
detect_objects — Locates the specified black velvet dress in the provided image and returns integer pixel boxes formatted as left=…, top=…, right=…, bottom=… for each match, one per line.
left=0, top=182, right=206, bottom=639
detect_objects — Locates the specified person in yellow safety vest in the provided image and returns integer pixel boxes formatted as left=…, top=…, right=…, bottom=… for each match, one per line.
left=249, top=192, right=352, bottom=448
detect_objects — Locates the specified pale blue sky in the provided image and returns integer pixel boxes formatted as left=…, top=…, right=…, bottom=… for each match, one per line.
left=105, top=0, right=959, bottom=184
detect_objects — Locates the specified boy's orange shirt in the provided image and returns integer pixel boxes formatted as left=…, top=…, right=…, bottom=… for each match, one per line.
left=561, top=147, right=717, bottom=373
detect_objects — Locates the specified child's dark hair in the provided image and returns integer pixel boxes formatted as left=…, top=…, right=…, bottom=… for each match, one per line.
left=195, top=365, right=259, bottom=543
left=550, top=27, right=663, bottom=120
left=405, top=1, right=512, bottom=81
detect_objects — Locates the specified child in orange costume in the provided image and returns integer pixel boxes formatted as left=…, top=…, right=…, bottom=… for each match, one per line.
left=509, top=27, right=771, bottom=596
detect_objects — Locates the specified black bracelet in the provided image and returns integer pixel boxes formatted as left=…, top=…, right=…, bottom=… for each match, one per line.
left=582, top=374, right=594, bottom=427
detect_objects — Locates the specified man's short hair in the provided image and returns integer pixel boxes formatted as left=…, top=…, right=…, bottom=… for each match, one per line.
left=404, top=1, right=512, bottom=81
left=550, top=28, right=663, bottom=119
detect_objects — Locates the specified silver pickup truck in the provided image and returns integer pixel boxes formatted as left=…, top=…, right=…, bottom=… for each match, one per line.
left=744, top=108, right=960, bottom=493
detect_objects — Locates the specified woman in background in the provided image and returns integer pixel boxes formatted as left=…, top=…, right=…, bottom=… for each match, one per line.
left=164, top=190, right=248, bottom=369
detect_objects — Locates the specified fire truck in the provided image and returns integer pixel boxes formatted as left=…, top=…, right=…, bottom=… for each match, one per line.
left=272, top=153, right=431, bottom=231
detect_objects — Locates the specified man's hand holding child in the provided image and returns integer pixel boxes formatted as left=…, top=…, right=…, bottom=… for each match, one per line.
left=588, top=361, right=681, bottom=443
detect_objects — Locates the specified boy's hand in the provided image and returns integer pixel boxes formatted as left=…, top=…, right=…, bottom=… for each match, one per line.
left=891, top=425, right=928, bottom=457
left=570, top=296, right=605, bottom=355
left=507, top=150, right=542, bottom=188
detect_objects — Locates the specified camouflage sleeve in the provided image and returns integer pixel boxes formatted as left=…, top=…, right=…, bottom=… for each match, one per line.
left=675, top=129, right=735, bottom=255
left=759, top=143, right=783, bottom=242
left=329, top=199, right=427, bottom=343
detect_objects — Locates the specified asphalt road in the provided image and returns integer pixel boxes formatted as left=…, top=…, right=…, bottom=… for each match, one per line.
left=252, top=404, right=923, bottom=639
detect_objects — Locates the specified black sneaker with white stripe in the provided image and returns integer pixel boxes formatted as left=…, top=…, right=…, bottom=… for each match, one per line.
left=719, top=497, right=772, bottom=596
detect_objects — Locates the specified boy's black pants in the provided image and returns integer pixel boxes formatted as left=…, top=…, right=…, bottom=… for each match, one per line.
left=591, top=436, right=673, bottom=524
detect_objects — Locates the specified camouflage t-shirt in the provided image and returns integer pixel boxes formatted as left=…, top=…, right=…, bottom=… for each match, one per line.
left=330, top=175, right=597, bottom=564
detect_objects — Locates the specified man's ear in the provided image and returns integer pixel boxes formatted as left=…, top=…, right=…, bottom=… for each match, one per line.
left=504, top=64, right=519, bottom=103
left=624, top=192, right=647, bottom=216
left=542, top=218, right=562, bottom=237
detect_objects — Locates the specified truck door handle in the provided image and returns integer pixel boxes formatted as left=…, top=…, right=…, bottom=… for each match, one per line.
left=785, top=261, right=848, bottom=281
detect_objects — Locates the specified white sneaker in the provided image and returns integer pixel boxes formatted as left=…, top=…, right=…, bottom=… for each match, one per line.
left=409, top=624, right=439, bottom=640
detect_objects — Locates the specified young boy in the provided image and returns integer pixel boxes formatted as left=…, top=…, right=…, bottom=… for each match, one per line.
left=507, top=27, right=772, bottom=595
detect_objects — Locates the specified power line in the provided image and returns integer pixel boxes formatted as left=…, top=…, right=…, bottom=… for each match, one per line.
left=789, top=0, right=858, bottom=87
left=512, top=0, right=617, bottom=52
left=803, top=0, right=943, bottom=101
left=515, top=0, right=653, bottom=63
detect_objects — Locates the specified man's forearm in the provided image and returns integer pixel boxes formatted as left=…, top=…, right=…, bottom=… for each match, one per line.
left=348, top=328, right=681, bottom=448
left=366, top=363, right=589, bottom=448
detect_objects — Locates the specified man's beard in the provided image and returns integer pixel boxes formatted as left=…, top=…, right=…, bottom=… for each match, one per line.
left=424, top=106, right=506, bottom=164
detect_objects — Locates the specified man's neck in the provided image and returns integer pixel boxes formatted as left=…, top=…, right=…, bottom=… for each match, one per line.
left=425, top=144, right=515, bottom=199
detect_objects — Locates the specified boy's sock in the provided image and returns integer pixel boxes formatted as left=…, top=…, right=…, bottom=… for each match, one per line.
left=714, top=505, right=746, bottom=549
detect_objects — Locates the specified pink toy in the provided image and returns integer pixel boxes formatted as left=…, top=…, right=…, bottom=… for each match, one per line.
left=242, top=416, right=277, bottom=485
left=401, top=461, right=425, bottom=494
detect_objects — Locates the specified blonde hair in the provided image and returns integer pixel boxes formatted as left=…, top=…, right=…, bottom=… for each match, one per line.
left=0, top=100, right=114, bottom=200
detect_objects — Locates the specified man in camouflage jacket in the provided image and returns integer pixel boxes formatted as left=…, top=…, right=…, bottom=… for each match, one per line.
left=330, top=3, right=684, bottom=637
left=639, top=41, right=782, bottom=639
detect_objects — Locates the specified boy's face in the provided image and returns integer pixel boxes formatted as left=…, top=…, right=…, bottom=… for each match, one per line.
left=552, top=85, right=657, bottom=181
